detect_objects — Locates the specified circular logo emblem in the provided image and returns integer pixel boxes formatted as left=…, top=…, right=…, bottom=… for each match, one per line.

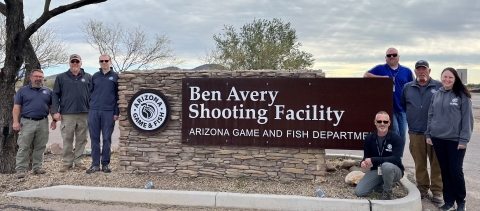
left=109, top=76, right=113, bottom=80
left=452, top=98, right=458, bottom=103
left=42, top=90, right=47, bottom=94
left=431, top=89, right=436, bottom=93
left=127, top=89, right=170, bottom=132
left=81, top=78, right=86, bottom=82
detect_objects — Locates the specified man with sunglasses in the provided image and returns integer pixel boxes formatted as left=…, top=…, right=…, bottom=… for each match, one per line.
left=12, top=69, right=57, bottom=178
left=401, top=60, right=443, bottom=204
left=355, top=111, right=404, bottom=200
left=364, top=48, right=413, bottom=152
left=86, top=55, right=119, bottom=174
left=52, top=54, right=92, bottom=172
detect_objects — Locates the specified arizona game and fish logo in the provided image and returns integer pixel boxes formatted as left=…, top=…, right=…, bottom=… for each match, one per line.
left=127, top=89, right=170, bottom=132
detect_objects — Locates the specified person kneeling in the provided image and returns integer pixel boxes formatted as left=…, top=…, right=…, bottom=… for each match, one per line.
left=355, top=111, right=405, bottom=200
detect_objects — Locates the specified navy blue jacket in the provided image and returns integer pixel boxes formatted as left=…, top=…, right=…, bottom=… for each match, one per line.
left=362, top=130, right=405, bottom=176
left=52, top=69, right=91, bottom=114
left=89, top=68, right=119, bottom=115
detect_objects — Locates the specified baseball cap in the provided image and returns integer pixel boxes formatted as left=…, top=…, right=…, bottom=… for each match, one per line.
left=415, top=60, right=429, bottom=68
left=69, top=54, right=82, bottom=61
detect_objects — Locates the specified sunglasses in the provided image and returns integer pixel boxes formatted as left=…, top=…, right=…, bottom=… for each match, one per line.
left=386, top=53, right=398, bottom=58
left=99, top=60, right=110, bottom=63
left=70, top=60, right=80, bottom=63
left=376, top=120, right=389, bottom=124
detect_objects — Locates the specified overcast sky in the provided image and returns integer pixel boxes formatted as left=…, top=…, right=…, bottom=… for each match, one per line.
left=20, top=0, right=480, bottom=83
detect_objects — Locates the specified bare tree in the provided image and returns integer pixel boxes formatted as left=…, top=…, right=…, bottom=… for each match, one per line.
left=1, top=16, right=69, bottom=81
left=0, top=0, right=108, bottom=174
left=81, top=19, right=182, bottom=72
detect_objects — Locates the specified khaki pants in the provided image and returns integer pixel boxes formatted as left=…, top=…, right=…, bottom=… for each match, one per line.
left=61, top=113, right=88, bottom=166
left=16, top=118, right=49, bottom=171
left=409, top=133, right=443, bottom=195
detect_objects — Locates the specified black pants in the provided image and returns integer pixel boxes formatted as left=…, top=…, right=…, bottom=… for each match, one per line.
left=431, top=138, right=466, bottom=206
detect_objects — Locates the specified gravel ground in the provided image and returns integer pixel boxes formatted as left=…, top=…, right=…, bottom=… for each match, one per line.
left=0, top=154, right=406, bottom=210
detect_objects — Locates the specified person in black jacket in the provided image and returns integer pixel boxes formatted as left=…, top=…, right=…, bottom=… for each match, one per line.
left=86, top=54, right=119, bottom=174
left=52, top=54, right=92, bottom=172
left=355, top=111, right=405, bottom=200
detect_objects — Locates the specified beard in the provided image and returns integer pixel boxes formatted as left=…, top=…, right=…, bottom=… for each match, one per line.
left=377, top=127, right=388, bottom=133
left=33, top=80, right=43, bottom=88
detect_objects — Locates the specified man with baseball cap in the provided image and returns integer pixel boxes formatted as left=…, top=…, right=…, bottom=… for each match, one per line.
left=52, top=54, right=92, bottom=172
left=401, top=60, right=443, bottom=204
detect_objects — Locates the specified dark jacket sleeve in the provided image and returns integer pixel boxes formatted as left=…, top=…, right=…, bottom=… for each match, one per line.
left=371, top=133, right=403, bottom=166
left=459, top=92, right=474, bottom=146
left=401, top=84, right=408, bottom=112
left=114, top=80, right=119, bottom=116
left=362, top=134, right=373, bottom=162
left=51, top=75, right=62, bottom=114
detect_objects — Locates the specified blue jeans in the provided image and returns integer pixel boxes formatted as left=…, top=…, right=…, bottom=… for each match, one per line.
left=431, top=138, right=466, bottom=207
left=392, top=112, right=407, bottom=154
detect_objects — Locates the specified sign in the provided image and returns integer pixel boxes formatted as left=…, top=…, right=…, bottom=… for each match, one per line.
left=128, top=89, right=170, bottom=132
left=182, top=78, right=392, bottom=150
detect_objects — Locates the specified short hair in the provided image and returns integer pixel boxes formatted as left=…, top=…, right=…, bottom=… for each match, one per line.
left=375, top=111, right=390, bottom=120
left=32, top=69, right=44, bottom=74
left=100, top=54, right=111, bottom=60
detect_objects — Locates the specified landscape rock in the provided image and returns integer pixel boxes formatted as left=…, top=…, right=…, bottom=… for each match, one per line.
left=345, top=171, right=365, bottom=185
left=349, top=166, right=365, bottom=173
left=340, top=159, right=358, bottom=169
left=325, top=162, right=336, bottom=172
left=50, top=143, right=63, bottom=155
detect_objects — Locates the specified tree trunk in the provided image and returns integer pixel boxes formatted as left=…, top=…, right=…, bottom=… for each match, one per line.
left=0, top=0, right=26, bottom=173
left=22, top=40, right=41, bottom=86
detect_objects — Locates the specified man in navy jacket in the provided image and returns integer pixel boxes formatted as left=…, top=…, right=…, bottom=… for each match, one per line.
left=355, top=111, right=405, bottom=200
left=86, top=54, right=119, bottom=174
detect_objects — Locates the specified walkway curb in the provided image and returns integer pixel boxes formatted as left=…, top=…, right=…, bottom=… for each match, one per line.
left=7, top=154, right=421, bottom=211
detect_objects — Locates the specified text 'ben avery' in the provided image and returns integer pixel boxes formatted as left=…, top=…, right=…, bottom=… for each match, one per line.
left=188, top=86, right=345, bottom=126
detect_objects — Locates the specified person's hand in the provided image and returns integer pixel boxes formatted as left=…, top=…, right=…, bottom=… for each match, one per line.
left=426, top=138, right=433, bottom=145
left=364, top=158, right=372, bottom=166
left=114, top=115, right=119, bottom=121
left=12, top=122, right=21, bottom=131
left=53, top=113, right=62, bottom=121
left=361, top=161, right=368, bottom=169
left=458, top=144, right=467, bottom=150
left=50, top=121, right=57, bottom=130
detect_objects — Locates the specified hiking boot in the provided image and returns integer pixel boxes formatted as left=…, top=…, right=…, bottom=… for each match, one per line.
left=457, top=202, right=466, bottom=211
left=33, top=168, right=46, bottom=175
left=102, top=165, right=111, bottom=173
left=380, top=190, right=392, bottom=200
left=419, top=190, right=428, bottom=199
left=438, top=204, right=455, bottom=211
left=86, top=166, right=100, bottom=174
left=59, top=165, right=71, bottom=172
left=431, top=193, right=443, bottom=204
left=75, top=163, right=88, bottom=170
left=16, top=171, right=28, bottom=179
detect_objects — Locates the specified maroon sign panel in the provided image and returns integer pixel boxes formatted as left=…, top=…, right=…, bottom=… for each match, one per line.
left=182, top=78, right=392, bottom=150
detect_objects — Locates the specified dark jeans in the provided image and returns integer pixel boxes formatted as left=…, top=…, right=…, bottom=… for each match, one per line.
left=431, top=138, right=466, bottom=206
left=88, top=109, right=115, bottom=167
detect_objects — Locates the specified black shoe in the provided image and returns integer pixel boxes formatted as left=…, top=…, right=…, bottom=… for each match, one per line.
left=86, top=166, right=100, bottom=174
left=102, top=165, right=111, bottom=173
left=380, top=190, right=392, bottom=200
left=457, top=203, right=466, bottom=211
left=438, top=204, right=455, bottom=211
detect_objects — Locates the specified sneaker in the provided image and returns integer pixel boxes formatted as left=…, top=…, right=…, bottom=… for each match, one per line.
left=419, top=190, right=428, bottom=199
left=431, top=193, right=443, bottom=204
left=438, top=204, right=455, bottom=211
left=102, top=165, right=111, bottom=173
left=86, top=166, right=100, bottom=174
left=380, top=190, right=392, bottom=200
left=16, top=171, right=28, bottom=179
left=457, top=203, right=466, bottom=211
left=75, top=163, right=88, bottom=170
left=33, top=168, right=46, bottom=175
left=59, top=165, right=71, bottom=172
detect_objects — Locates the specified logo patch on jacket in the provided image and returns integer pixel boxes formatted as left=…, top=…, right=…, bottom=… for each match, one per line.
left=81, top=78, right=86, bottom=82
left=431, top=89, right=437, bottom=93
left=42, top=90, right=47, bottom=94
left=109, top=76, right=113, bottom=80
left=450, top=98, right=459, bottom=106
left=386, top=144, right=393, bottom=152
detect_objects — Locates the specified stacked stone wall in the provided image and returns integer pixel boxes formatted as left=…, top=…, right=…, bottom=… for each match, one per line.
left=118, top=70, right=327, bottom=182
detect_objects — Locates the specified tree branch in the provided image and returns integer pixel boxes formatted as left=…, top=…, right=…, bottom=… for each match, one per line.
left=20, top=0, right=107, bottom=45
left=0, top=2, right=5, bottom=16
left=44, top=0, right=51, bottom=14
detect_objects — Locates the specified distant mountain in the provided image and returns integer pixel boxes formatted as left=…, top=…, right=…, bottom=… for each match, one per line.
left=192, top=64, right=226, bottom=70
left=159, top=66, right=181, bottom=70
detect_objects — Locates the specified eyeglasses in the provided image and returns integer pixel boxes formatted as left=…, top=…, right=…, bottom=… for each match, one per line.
left=386, top=53, right=398, bottom=58
left=99, top=60, right=110, bottom=63
left=32, top=76, right=44, bottom=78
left=70, top=60, right=80, bottom=63
left=376, top=120, right=389, bottom=124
